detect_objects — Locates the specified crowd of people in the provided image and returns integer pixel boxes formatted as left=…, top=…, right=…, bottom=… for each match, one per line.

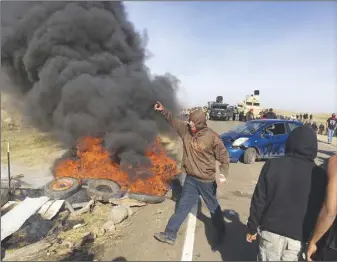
left=181, top=107, right=337, bottom=145
left=302, top=113, right=337, bottom=144
left=156, top=102, right=337, bottom=261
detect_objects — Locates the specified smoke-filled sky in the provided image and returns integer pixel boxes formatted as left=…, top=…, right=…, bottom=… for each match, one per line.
left=1, top=1, right=180, bottom=168
left=125, top=1, right=337, bottom=113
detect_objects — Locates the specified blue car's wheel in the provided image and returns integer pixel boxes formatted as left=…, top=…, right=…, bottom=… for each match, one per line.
left=243, top=148, right=257, bottom=164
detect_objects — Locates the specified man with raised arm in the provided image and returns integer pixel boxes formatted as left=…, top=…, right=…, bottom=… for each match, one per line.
left=153, top=102, right=229, bottom=248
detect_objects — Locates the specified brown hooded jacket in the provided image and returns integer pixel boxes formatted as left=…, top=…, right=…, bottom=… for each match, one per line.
left=160, top=108, right=229, bottom=182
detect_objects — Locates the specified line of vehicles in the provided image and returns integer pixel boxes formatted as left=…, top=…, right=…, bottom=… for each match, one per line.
left=207, top=90, right=263, bottom=121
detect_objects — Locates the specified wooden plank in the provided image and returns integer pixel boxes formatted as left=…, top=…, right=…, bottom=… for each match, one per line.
left=41, top=200, right=64, bottom=220
left=38, top=200, right=54, bottom=215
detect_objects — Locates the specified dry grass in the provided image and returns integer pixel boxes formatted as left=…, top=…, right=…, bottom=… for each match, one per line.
left=58, top=202, right=112, bottom=240
left=1, top=127, right=63, bottom=167
left=1, top=92, right=65, bottom=167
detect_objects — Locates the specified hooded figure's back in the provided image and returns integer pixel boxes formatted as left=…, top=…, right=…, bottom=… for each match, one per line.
left=259, top=126, right=326, bottom=241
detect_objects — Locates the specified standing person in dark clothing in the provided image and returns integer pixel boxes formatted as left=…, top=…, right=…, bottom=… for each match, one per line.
left=246, top=109, right=255, bottom=121
left=311, top=122, right=318, bottom=133
left=300, top=113, right=303, bottom=121
left=307, top=154, right=337, bottom=261
left=239, top=111, right=245, bottom=122
left=305, top=121, right=311, bottom=127
left=153, top=102, right=229, bottom=247
left=232, top=106, right=238, bottom=121
left=246, top=126, right=326, bottom=261
left=310, top=114, right=313, bottom=121
left=319, top=123, right=325, bottom=135
left=296, top=114, right=299, bottom=120
left=264, top=108, right=277, bottom=119
left=327, top=113, right=337, bottom=144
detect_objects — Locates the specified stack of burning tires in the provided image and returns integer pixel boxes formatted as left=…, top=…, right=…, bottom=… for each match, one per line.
left=44, top=177, right=166, bottom=204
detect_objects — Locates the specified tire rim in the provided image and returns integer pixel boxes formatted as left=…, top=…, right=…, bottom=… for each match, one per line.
left=50, top=178, right=74, bottom=191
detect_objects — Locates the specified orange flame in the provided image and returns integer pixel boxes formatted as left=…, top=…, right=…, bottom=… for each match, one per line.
left=55, top=136, right=179, bottom=196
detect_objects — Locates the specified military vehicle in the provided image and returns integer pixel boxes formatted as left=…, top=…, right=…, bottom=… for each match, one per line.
left=216, top=96, right=223, bottom=103
left=237, top=90, right=262, bottom=118
left=209, top=102, right=234, bottom=121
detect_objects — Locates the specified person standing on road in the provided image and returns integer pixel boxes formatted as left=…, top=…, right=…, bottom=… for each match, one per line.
left=246, top=126, right=326, bottom=261
left=307, top=154, right=337, bottom=261
left=264, top=108, right=277, bottom=119
left=239, top=111, right=245, bottom=122
left=233, top=106, right=238, bottom=121
left=311, top=122, right=318, bottom=133
left=304, top=113, right=308, bottom=120
left=327, top=113, right=337, bottom=144
left=153, top=102, right=229, bottom=247
left=319, top=123, right=325, bottom=135
left=246, top=109, right=255, bottom=121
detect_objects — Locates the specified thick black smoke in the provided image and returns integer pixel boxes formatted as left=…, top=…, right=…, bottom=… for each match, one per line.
left=1, top=1, right=180, bottom=169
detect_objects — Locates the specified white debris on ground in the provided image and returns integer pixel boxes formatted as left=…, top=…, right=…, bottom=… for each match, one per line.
left=1, top=193, right=149, bottom=261
left=1, top=196, right=50, bottom=241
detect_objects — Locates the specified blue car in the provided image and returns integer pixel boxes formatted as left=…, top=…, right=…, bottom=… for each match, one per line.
left=220, top=119, right=303, bottom=164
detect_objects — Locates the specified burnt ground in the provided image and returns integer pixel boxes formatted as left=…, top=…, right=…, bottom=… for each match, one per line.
left=2, top=120, right=335, bottom=261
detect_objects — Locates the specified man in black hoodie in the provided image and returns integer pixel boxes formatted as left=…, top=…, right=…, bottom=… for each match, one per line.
left=246, top=126, right=326, bottom=261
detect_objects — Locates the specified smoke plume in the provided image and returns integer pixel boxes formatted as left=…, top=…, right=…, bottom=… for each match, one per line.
left=1, top=1, right=180, bottom=168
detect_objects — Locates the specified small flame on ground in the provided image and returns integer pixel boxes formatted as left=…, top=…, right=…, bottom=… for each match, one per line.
left=55, top=137, right=179, bottom=196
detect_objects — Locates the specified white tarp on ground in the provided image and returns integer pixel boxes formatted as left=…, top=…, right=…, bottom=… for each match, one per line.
left=1, top=196, right=50, bottom=241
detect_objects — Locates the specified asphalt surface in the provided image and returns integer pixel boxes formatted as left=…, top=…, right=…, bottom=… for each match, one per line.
left=101, top=120, right=336, bottom=261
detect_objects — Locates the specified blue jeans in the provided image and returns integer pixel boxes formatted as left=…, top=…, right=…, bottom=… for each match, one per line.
left=328, top=129, right=335, bottom=143
left=165, top=175, right=225, bottom=240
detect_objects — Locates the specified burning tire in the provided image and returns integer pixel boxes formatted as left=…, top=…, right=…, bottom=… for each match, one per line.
left=86, top=179, right=122, bottom=202
left=44, top=177, right=80, bottom=200
left=127, top=192, right=166, bottom=204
